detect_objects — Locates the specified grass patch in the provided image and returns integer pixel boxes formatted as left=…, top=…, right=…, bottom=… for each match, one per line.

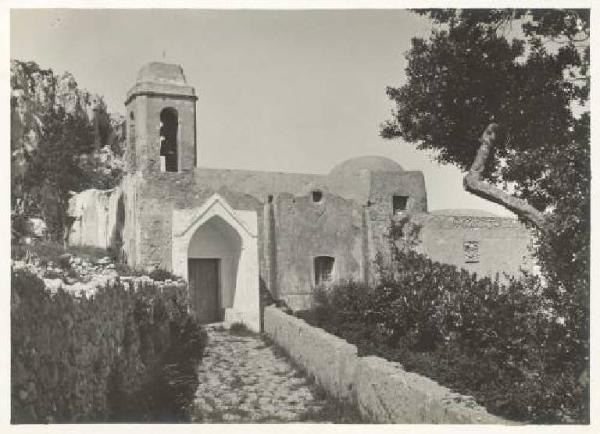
left=12, top=241, right=110, bottom=267
left=228, top=321, right=255, bottom=337
left=67, top=244, right=110, bottom=262
left=261, top=337, right=288, bottom=361
left=114, top=262, right=149, bottom=277
left=298, top=398, right=364, bottom=424
left=297, top=376, right=364, bottom=423
left=12, top=241, right=65, bottom=266
left=11, top=243, right=30, bottom=260
left=148, top=267, right=180, bottom=282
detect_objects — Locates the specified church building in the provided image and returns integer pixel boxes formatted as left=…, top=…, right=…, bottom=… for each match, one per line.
left=68, top=62, right=534, bottom=332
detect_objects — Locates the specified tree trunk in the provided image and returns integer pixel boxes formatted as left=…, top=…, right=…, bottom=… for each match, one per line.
left=463, top=123, right=546, bottom=229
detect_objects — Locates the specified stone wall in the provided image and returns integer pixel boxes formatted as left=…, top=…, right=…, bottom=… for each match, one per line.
left=367, top=171, right=428, bottom=219
left=264, top=306, right=509, bottom=424
left=132, top=172, right=264, bottom=272
left=120, top=174, right=139, bottom=267
left=264, top=306, right=358, bottom=401
left=194, top=167, right=327, bottom=202
left=412, top=214, right=535, bottom=279
left=361, top=171, right=429, bottom=284
left=272, top=191, right=365, bottom=310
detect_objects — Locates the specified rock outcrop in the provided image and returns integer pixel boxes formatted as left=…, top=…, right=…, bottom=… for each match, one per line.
left=12, top=252, right=185, bottom=298
left=67, top=187, right=123, bottom=250
left=11, top=59, right=126, bottom=212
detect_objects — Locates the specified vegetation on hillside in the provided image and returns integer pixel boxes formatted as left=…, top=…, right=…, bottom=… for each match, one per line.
left=11, top=59, right=126, bottom=243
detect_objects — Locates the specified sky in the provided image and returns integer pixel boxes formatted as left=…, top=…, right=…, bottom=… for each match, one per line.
left=10, top=8, right=517, bottom=216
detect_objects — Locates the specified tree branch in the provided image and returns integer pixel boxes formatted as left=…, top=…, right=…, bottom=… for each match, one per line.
left=463, top=123, right=547, bottom=229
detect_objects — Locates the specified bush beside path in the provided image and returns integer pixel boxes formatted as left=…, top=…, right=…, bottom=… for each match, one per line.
left=11, top=243, right=206, bottom=423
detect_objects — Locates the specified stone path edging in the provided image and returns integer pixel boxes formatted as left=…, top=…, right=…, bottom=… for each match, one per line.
left=264, top=305, right=510, bottom=424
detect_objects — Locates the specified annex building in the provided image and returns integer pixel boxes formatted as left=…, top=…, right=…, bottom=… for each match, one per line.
left=68, top=62, right=534, bottom=332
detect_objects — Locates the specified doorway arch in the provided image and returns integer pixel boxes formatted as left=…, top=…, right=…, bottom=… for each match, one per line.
left=187, top=216, right=242, bottom=323
left=172, top=194, right=259, bottom=331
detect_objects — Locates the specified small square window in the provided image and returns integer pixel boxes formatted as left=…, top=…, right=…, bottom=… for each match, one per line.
left=393, top=195, right=409, bottom=214
left=464, top=241, right=480, bottom=263
left=314, top=256, right=335, bottom=286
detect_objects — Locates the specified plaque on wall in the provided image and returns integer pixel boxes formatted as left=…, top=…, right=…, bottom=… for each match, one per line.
left=464, top=240, right=480, bottom=263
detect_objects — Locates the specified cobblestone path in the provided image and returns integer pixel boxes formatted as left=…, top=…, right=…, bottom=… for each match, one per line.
left=191, top=325, right=343, bottom=423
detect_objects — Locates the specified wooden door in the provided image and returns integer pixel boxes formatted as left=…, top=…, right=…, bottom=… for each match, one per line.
left=188, top=258, right=220, bottom=323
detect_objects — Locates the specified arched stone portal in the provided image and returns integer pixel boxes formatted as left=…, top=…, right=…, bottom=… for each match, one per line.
left=187, top=216, right=241, bottom=323
left=172, top=194, right=260, bottom=331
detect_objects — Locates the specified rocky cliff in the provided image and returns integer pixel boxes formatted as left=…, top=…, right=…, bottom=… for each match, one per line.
left=11, top=59, right=126, bottom=195
left=11, top=59, right=126, bottom=239
left=67, top=187, right=123, bottom=251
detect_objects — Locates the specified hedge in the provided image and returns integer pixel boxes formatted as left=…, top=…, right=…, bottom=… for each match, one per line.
left=299, top=250, right=589, bottom=424
left=11, top=268, right=207, bottom=423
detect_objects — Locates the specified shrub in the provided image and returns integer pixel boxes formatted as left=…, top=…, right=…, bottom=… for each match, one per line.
left=11, top=240, right=109, bottom=268
left=11, top=268, right=207, bottom=423
left=148, top=267, right=179, bottom=282
left=114, top=262, right=146, bottom=277
left=301, top=250, right=588, bottom=423
left=11, top=243, right=29, bottom=260
left=57, top=253, right=72, bottom=270
left=68, top=245, right=110, bottom=263
left=228, top=321, right=253, bottom=336
left=20, top=240, right=66, bottom=267
left=11, top=213, right=32, bottom=242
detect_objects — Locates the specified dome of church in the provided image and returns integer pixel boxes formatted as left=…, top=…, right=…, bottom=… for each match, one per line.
left=329, top=156, right=404, bottom=178
left=136, top=62, right=188, bottom=85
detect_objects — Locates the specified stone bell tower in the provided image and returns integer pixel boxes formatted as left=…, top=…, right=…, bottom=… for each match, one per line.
left=124, top=62, right=198, bottom=174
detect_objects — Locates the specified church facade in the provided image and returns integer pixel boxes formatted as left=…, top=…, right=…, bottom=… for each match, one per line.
left=68, top=62, right=534, bottom=332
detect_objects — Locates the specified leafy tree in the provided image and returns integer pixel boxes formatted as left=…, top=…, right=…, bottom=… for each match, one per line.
left=22, top=106, right=95, bottom=242
left=381, top=9, right=590, bottom=419
left=382, top=9, right=590, bottom=293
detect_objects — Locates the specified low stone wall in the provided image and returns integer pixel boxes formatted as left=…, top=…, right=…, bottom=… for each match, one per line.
left=264, top=307, right=357, bottom=401
left=264, top=306, right=509, bottom=424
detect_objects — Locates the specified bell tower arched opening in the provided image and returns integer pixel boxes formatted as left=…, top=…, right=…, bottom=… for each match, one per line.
left=160, top=107, right=178, bottom=172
